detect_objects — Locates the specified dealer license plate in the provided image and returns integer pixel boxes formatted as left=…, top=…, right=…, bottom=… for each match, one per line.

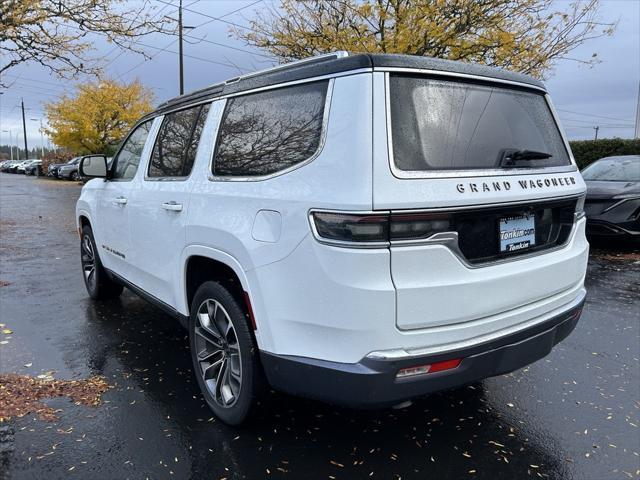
left=499, top=214, right=536, bottom=253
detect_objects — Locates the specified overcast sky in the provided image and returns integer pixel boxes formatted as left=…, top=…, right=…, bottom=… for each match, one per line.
left=1, top=0, right=638, bottom=150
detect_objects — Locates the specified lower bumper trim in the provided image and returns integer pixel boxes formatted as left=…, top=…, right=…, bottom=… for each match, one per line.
left=260, top=296, right=585, bottom=407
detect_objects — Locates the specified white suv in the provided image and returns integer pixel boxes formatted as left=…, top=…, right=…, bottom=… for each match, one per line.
left=76, top=52, right=589, bottom=425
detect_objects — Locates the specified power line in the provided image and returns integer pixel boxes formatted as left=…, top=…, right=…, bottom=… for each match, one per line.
left=564, top=125, right=633, bottom=129
left=2, top=74, right=72, bottom=91
left=155, top=0, right=256, bottom=32
left=117, top=38, right=179, bottom=79
left=557, top=108, right=634, bottom=123
left=103, top=0, right=181, bottom=68
left=117, top=0, right=265, bottom=79
left=182, top=32, right=275, bottom=59
left=134, top=41, right=248, bottom=70
left=2, top=85, right=61, bottom=98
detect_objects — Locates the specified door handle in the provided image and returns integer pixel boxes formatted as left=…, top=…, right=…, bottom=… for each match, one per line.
left=113, top=196, right=127, bottom=205
left=162, top=201, right=183, bottom=212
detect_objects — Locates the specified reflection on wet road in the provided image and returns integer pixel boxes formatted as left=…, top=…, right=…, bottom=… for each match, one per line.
left=0, top=174, right=638, bottom=479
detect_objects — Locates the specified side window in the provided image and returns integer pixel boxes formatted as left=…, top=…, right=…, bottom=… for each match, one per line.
left=213, top=81, right=328, bottom=177
left=148, top=103, right=210, bottom=178
left=111, top=120, right=153, bottom=180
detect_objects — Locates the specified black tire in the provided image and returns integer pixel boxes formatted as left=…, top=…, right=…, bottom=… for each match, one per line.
left=80, top=225, right=123, bottom=300
left=189, top=281, right=263, bottom=425
left=71, top=171, right=79, bottom=181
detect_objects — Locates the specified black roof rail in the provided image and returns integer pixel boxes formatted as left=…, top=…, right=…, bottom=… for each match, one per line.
left=150, top=51, right=545, bottom=118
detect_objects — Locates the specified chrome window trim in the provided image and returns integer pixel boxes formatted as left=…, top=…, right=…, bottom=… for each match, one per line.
left=208, top=78, right=335, bottom=182
left=308, top=194, right=582, bottom=265
left=375, top=66, right=548, bottom=92
left=383, top=71, right=578, bottom=180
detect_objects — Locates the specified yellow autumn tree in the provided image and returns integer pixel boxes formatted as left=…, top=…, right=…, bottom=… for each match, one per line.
left=235, top=0, right=616, bottom=79
left=44, top=80, right=154, bottom=154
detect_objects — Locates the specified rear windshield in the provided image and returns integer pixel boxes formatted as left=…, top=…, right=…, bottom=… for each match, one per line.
left=581, top=157, right=640, bottom=182
left=389, top=75, right=571, bottom=172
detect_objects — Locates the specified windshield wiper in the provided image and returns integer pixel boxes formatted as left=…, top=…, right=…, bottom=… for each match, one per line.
left=499, top=149, right=553, bottom=168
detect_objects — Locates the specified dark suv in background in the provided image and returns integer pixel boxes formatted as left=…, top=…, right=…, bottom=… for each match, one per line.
left=582, top=155, right=640, bottom=241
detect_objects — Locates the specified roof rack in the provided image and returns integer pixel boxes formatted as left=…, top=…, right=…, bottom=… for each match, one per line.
left=224, top=51, right=349, bottom=85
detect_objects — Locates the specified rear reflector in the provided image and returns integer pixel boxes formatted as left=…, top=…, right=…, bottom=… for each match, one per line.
left=396, top=358, right=462, bottom=378
left=243, top=291, right=257, bottom=330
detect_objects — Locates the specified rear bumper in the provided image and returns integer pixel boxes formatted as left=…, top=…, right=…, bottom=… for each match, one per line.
left=261, top=293, right=585, bottom=407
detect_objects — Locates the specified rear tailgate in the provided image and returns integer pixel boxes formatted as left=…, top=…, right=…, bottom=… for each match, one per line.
left=371, top=72, right=587, bottom=331
left=380, top=174, right=586, bottom=331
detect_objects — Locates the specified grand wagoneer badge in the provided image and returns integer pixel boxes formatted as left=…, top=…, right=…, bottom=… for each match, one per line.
left=456, top=175, right=578, bottom=194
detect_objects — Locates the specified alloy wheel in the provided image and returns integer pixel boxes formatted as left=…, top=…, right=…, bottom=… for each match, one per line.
left=195, top=299, right=242, bottom=407
left=81, top=235, right=96, bottom=290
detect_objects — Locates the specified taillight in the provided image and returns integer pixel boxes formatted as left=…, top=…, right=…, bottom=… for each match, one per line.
left=390, top=212, right=451, bottom=241
left=311, top=212, right=389, bottom=244
left=310, top=211, right=453, bottom=246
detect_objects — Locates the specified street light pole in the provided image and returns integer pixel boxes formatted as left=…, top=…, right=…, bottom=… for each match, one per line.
left=1, top=130, right=13, bottom=161
left=30, top=118, right=44, bottom=158
left=593, top=126, right=599, bottom=141
left=635, top=80, right=640, bottom=139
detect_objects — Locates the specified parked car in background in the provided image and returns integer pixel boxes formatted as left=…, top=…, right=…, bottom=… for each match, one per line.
left=24, top=160, right=43, bottom=176
left=17, top=159, right=38, bottom=174
left=48, top=157, right=80, bottom=177
left=0, top=161, right=19, bottom=172
left=0, top=160, right=13, bottom=172
left=582, top=155, right=640, bottom=241
left=58, top=160, right=81, bottom=180
left=77, top=52, right=588, bottom=425
left=9, top=160, right=32, bottom=173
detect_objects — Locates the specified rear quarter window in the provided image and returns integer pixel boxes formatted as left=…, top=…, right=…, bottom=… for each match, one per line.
left=389, top=75, right=571, bottom=172
left=212, top=80, right=328, bottom=177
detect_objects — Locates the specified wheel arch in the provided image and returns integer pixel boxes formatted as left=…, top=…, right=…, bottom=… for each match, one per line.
left=77, top=210, right=93, bottom=236
left=180, top=246, right=252, bottom=315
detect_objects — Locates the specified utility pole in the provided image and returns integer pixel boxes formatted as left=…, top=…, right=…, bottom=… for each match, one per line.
left=593, top=126, right=599, bottom=141
left=178, top=0, right=184, bottom=95
left=176, top=0, right=194, bottom=96
left=21, top=98, right=28, bottom=157
left=635, top=80, right=640, bottom=139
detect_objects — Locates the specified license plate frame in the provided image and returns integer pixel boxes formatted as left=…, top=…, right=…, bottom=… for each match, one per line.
left=499, top=214, right=536, bottom=253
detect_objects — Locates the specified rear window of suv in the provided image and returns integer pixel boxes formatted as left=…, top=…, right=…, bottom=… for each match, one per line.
left=389, top=75, right=571, bottom=172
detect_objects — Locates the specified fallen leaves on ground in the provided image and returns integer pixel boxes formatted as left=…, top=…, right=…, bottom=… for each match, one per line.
left=591, top=249, right=640, bottom=263
left=0, top=374, right=109, bottom=422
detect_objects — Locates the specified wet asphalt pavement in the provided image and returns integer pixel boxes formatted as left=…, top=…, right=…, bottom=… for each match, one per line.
left=0, top=173, right=638, bottom=480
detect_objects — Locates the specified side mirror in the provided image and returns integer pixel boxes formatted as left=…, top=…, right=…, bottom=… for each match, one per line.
left=79, top=155, right=108, bottom=179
